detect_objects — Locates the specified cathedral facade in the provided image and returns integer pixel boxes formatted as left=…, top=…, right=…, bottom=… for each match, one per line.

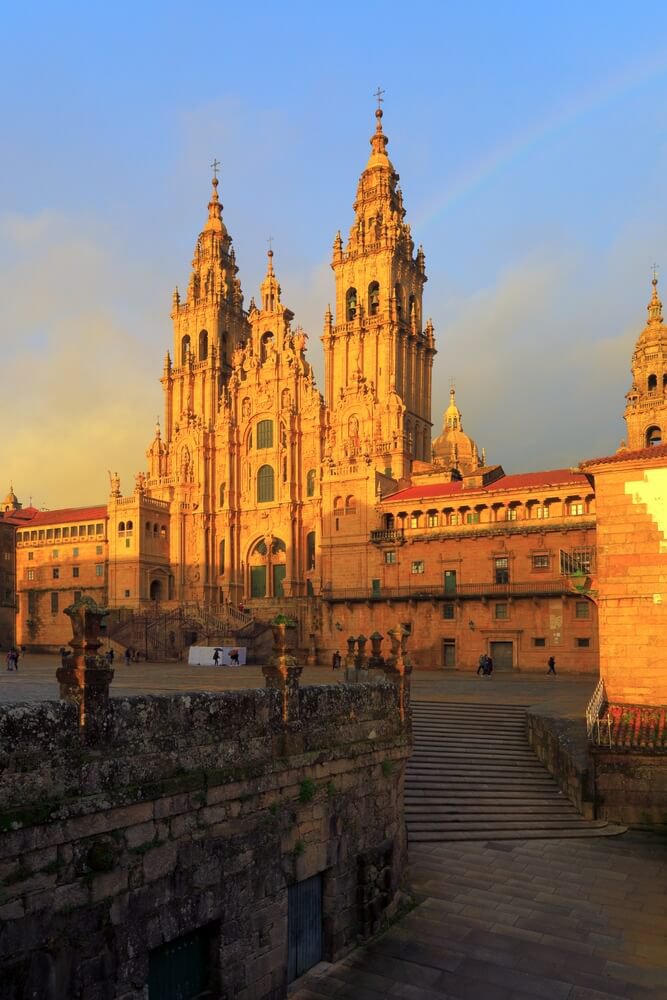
left=5, top=107, right=667, bottom=668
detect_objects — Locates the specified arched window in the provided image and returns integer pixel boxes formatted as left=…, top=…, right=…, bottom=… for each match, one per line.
left=368, top=281, right=380, bottom=317
left=118, top=521, right=125, bottom=534
left=346, top=287, right=357, bottom=321
left=145, top=521, right=151, bottom=534
left=394, top=283, right=402, bottom=318
left=648, top=373, right=658, bottom=391
left=257, top=419, right=273, bottom=449
left=345, top=495, right=356, bottom=515
left=333, top=496, right=344, bottom=514
left=199, top=329, right=208, bottom=361
left=306, top=531, right=316, bottom=570
left=261, top=332, right=274, bottom=362
left=410, top=511, right=422, bottom=529
left=160, top=525, right=167, bottom=539
left=427, top=510, right=438, bottom=528
left=153, top=523, right=158, bottom=534
left=181, top=334, right=190, bottom=364
left=383, top=513, right=395, bottom=530
left=257, top=465, right=275, bottom=503
left=663, top=374, right=667, bottom=389
left=126, top=520, right=133, bottom=533
left=306, top=469, right=316, bottom=497
left=646, top=425, right=662, bottom=446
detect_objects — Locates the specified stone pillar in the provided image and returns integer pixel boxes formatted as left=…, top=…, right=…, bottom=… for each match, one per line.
left=262, top=620, right=302, bottom=724
left=306, top=632, right=318, bottom=667
left=369, top=631, right=384, bottom=669
left=384, top=624, right=413, bottom=723
left=355, top=634, right=368, bottom=669
left=345, top=636, right=356, bottom=669
left=56, top=597, right=113, bottom=744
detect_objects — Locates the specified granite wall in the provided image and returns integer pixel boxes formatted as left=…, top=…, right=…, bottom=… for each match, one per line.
left=0, top=682, right=410, bottom=999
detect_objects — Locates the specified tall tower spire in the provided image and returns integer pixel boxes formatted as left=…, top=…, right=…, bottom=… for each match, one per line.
left=624, top=268, right=667, bottom=449
left=322, top=98, right=436, bottom=477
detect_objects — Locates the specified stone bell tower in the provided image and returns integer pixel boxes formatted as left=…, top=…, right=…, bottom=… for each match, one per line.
left=162, top=166, right=250, bottom=442
left=625, top=271, right=667, bottom=450
left=322, top=97, right=436, bottom=476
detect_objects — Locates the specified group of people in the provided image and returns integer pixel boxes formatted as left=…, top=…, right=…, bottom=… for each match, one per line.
left=477, top=653, right=494, bottom=676
left=5, top=646, right=23, bottom=671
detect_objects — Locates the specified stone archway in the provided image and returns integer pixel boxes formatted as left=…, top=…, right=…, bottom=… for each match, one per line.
left=149, top=579, right=162, bottom=602
left=247, top=536, right=287, bottom=598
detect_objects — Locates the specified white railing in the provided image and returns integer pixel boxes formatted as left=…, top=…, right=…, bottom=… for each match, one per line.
left=585, top=676, right=612, bottom=747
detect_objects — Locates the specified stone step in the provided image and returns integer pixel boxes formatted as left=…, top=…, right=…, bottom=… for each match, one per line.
left=409, top=824, right=627, bottom=842
left=405, top=803, right=578, bottom=815
left=407, top=816, right=600, bottom=831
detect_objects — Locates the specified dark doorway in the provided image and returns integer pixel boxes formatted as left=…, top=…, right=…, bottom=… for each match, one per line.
left=287, top=874, right=323, bottom=983
left=148, top=925, right=211, bottom=999
left=150, top=579, right=162, bottom=602
left=443, top=639, right=456, bottom=668
left=444, top=570, right=457, bottom=595
left=490, top=641, right=513, bottom=670
left=273, top=564, right=286, bottom=598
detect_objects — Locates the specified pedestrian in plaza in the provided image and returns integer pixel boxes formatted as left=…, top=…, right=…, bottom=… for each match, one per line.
left=124, top=647, right=131, bottom=666
left=547, top=655, right=556, bottom=675
left=12, top=647, right=19, bottom=671
left=6, top=649, right=15, bottom=671
left=485, top=655, right=493, bottom=676
left=213, top=647, right=221, bottom=666
left=477, top=654, right=486, bottom=675
left=229, top=648, right=240, bottom=666
left=332, top=650, right=341, bottom=671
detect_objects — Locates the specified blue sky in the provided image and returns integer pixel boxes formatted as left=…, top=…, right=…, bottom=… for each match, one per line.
left=2, top=2, right=667, bottom=505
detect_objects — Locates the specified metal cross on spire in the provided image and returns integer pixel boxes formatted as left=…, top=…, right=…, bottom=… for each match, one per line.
left=267, top=236, right=274, bottom=253
left=374, top=86, right=385, bottom=110
left=210, top=158, right=220, bottom=180
left=652, top=262, right=660, bottom=282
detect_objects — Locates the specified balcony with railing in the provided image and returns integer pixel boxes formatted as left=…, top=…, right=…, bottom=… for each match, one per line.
left=323, top=579, right=571, bottom=603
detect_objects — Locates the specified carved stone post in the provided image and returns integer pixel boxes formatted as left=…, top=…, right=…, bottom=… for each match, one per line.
left=57, top=597, right=112, bottom=744
left=369, top=631, right=384, bottom=669
left=262, top=620, right=302, bottom=723
left=384, top=624, right=413, bottom=723
left=345, top=635, right=356, bottom=669
left=306, top=632, right=318, bottom=667
left=355, top=634, right=368, bottom=669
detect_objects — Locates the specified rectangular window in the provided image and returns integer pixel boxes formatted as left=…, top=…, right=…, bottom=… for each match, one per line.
left=72, top=566, right=80, bottom=578
left=73, top=547, right=79, bottom=557
left=28, top=591, right=37, bottom=615
left=52, top=568, right=59, bottom=580
left=52, top=549, right=59, bottom=559
left=410, top=514, right=420, bottom=529
left=125, top=538, right=131, bottom=548
left=87, top=525, right=95, bottom=536
left=575, top=601, right=590, bottom=619
left=46, top=529, right=53, bottom=539
left=411, top=560, right=425, bottom=575
left=494, top=602, right=508, bottom=620
left=536, top=506, right=549, bottom=519
left=494, top=557, right=510, bottom=584
left=38, top=530, right=45, bottom=540
left=71, top=526, right=78, bottom=537
left=466, top=512, right=480, bottom=524
left=569, top=502, right=584, bottom=516
left=54, top=528, right=61, bottom=539
left=124, top=589, right=130, bottom=598
left=96, top=523, right=103, bottom=534
left=533, top=637, right=546, bottom=647
left=506, top=507, right=518, bottom=521
left=62, top=527, right=69, bottom=538
left=442, top=602, right=455, bottom=620
left=27, top=569, right=35, bottom=581
left=576, top=637, right=590, bottom=648
left=306, top=531, right=316, bottom=571
left=28, top=551, right=33, bottom=561
left=427, top=512, right=438, bottom=527
left=73, top=591, right=82, bottom=603
left=532, top=554, right=549, bottom=570
left=256, top=419, right=274, bottom=449
left=95, top=564, right=104, bottom=577
left=50, top=592, right=58, bottom=614
left=96, top=545, right=103, bottom=555
left=384, top=550, right=397, bottom=564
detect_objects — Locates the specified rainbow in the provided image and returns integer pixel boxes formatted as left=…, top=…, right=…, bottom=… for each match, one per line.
left=414, top=48, right=667, bottom=229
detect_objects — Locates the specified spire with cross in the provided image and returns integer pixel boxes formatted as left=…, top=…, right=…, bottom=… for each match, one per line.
left=374, top=86, right=385, bottom=110
left=210, top=158, right=220, bottom=180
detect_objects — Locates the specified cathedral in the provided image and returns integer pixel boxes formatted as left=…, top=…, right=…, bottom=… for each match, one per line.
left=5, top=104, right=667, bottom=668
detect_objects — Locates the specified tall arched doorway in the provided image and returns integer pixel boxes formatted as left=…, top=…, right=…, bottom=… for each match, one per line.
left=247, top=537, right=287, bottom=598
left=150, top=579, right=162, bottom=602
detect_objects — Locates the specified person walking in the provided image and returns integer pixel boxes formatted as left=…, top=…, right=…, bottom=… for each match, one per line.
left=485, top=655, right=493, bottom=676
left=124, top=647, right=131, bottom=666
left=477, top=653, right=486, bottom=676
left=12, top=647, right=19, bottom=671
left=6, top=649, right=15, bottom=671
left=213, top=648, right=221, bottom=666
left=332, top=650, right=341, bottom=672
left=547, top=655, right=556, bottom=675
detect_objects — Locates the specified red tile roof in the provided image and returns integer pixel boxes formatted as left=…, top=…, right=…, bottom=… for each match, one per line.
left=4, top=505, right=107, bottom=527
left=384, top=468, right=589, bottom=504
left=580, top=443, right=667, bottom=468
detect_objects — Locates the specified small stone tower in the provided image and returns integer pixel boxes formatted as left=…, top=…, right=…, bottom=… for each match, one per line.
left=625, top=272, right=667, bottom=449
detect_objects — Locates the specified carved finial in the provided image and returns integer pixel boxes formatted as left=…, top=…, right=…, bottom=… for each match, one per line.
left=648, top=264, right=663, bottom=324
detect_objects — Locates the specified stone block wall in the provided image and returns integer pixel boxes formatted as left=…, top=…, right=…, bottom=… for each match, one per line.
left=591, top=749, right=667, bottom=824
left=0, top=683, right=410, bottom=999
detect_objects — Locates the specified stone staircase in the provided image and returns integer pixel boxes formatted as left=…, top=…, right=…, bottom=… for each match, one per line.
left=406, top=701, right=624, bottom=842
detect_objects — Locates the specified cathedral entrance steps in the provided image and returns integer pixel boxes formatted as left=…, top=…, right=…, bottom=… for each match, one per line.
left=406, top=701, right=622, bottom=841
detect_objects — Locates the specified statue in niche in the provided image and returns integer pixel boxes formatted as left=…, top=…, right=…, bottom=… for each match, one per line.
left=181, top=446, right=191, bottom=482
left=242, top=397, right=251, bottom=419
left=347, top=415, right=360, bottom=450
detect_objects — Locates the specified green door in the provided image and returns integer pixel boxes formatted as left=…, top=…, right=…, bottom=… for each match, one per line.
left=148, top=927, right=208, bottom=999
left=444, top=570, right=457, bottom=594
left=273, top=563, right=286, bottom=597
left=250, top=565, right=267, bottom=598
left=371, top=579, right=381, bottom=596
